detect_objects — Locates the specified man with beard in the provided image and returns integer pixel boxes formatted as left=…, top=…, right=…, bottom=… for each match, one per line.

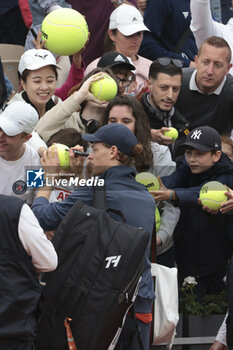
left=140, top=57, right=190, bottom=159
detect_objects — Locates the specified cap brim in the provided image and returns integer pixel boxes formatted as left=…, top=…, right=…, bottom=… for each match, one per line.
left=109, top=62, right=135, bottom=70
left=181, top=141, right=212, bottom=152
left=81, top=134, right=102, bottom=143
left=19, top=62, right=61, bottom=75
left=0, top=116, right=22, bottom=136
left=118, top=23, right=150, bottom=36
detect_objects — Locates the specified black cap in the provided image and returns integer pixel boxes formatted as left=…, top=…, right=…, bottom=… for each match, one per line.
left=97, top=52, right=135, bottom=71
left=182, top=126, right=221, bottom=152
left=82, top=124, right=138, bottom=156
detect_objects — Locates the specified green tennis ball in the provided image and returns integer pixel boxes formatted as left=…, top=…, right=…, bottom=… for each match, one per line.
left=135, top=172, right=160, bottom=192
left=51, top=143, right=70, bottom=171
left=164, top=127, right=179, bottom=140
left=199, top=181, right=228, bottom=210
left=155, top=207, right=161, bottom=232
left=41, top=8, right=88, bottom=56
left=90, top=75, right=118, bottom=101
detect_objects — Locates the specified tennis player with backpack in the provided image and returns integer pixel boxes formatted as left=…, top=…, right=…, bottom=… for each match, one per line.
left=32, top=124, right=155, bottom=350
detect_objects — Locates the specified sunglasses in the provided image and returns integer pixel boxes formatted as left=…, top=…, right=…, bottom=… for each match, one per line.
left=157, top=57, right=183, bottom=68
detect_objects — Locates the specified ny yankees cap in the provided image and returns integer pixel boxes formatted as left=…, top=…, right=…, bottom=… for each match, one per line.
left=109, top=4, right=149, bottom=36
left=18, top=49, right=61, bottom=75
left=182, top=126, right=222, bottom=152
left=97, top=52, right=135, bottom=71
left=82, top=124, right=138, bottom=156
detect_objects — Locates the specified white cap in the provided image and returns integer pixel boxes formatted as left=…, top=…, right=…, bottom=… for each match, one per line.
left=0, top=102, right=39, bottom=136
left=109, top=4, right=149, bottom=36
left=18, top=49, right=61, bottom=75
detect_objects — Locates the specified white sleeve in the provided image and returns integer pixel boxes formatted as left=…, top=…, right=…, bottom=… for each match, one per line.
left=18, top=204, right=58, bottom=272
left=215, top=311, right=228, bottom=346
left=151, top=142, right=176, bottom=177
left=190, top=0, right=222, bottom=48
left=157, top=201, right=180, bottom=245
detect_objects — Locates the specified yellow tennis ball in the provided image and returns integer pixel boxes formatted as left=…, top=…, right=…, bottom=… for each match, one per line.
left=164, top=127, right=179, bottom=140
left=41, top=8, right=88, bottom=56
left=135, top=172, right=160, bottom=192
left=51, top=143, right=70, bottom=171
left=199, top=181, right=228, bottom=210
left=90, top=75, right=118, bottom=101
left=155, top=207, right=161, bottom=232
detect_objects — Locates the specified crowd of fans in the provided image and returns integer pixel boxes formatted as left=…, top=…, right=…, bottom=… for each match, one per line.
left=0, top=1, right=233, bottom=349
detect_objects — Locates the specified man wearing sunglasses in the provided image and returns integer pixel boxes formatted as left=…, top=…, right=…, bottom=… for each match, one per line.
left=141, top=57, right=190, bottom=159
left=175, top=36, right=233, bottom=136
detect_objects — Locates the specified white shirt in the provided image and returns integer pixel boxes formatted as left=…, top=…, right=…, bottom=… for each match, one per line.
left=0, top=144, right=41, bottom=205
left=189, top=70, right=226, bottom=95
left=150, top=142, right=180, bottom=255
left=18, top=204, right=58, bottom=272
left=190, top=0, right=233, bottom=75
left=215, top=311, right=227, bottom=346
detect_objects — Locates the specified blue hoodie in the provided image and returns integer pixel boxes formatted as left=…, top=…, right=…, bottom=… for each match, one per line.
left=139, top=0, right=197, bottom=67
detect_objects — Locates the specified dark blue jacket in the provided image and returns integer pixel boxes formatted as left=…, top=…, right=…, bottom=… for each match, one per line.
left=162, top=153, right=233, bottom=278
left=139, top=0, right=197, bottom=67
left=0, top=1, right=17, bottom=15
left=32, top=166, right=156, bottom=313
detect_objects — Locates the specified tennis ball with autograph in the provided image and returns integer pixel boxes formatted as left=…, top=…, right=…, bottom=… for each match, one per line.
left=90, top=75, right=118, bottom=101
left=135, top=172, right=160, bottom=192
left=199, top=181, right=228, bottom=210
left=50, top=143, right=70, bottom=171
left=41, top=8, right=88, bottom=55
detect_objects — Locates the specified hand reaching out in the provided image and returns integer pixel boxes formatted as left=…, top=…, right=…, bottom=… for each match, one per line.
left=150, top=177, right=175, bottom=201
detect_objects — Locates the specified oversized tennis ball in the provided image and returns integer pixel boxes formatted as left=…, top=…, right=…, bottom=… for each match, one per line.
left=51, top=143, right=70, bottom=171
left=90, top=75, right=118, bottom=101
left=41, top=8, right=88, bottom=56
left=199, top=181, right=228, bottom=210
left=135, top=172, right=160, bottom=192
left=155, top=207, right=161, bottom=232
left=164, top=127, right=178, bottom=140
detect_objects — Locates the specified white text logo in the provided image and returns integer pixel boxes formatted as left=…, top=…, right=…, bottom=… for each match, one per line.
left=105, top=255, right=121, bottom=268
left=191, top=129, right=202, bottom=140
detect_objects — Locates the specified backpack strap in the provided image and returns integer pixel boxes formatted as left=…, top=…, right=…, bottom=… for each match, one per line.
left=173, top=28, right=191, bottom=54
left=92, top=185, right=107, bottom=210
left=130, top=306, right=145, bottom=350
left=93, top=186, right=126, bottom=222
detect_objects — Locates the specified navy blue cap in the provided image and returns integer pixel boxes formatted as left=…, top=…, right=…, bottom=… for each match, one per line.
left=82, top=124, right=138, bottom=156
left=182, top=126, right=221, bottom=152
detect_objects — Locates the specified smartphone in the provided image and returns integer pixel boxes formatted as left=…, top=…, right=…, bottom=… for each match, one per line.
left=72, top=149, right=89, bottom=157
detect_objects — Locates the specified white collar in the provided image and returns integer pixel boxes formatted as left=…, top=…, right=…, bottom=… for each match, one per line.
left=189, top=70, right=226, bottom=95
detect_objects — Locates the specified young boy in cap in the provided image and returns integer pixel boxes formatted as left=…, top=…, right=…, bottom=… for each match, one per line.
left=152, top=126, right=233, bottom=297
left=32, top=123, right=155, bottom=350
left=0, top=101, right=40, bottom=204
